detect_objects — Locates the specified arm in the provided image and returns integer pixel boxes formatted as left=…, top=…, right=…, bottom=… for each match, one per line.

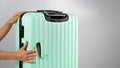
left=0, top=41, right=37, bottom=63
left=0, top=50, right=18, bottom=60
left=0, top=11, right=25, bottom=41
left=0, top=23, right=12, bottom=41
left=0, top=12, right=37, bottom=64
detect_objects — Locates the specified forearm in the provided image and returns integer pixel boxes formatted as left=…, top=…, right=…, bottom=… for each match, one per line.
left=0, top=22, right=12, bottom=41
left=0, top=11, right=25, bottom=41
left=0, top=50, right=18, bottom=60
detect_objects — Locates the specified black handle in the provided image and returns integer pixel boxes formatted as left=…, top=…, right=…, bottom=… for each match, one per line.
left=36, top=42, right=41, bottom=58
left=37, top=10, right=69, bottom=22
left=37, top=10, right=62, bottom=13
left=20, top=25, right=24, bottom=38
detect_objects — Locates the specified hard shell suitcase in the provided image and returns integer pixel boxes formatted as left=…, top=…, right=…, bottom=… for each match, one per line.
left=16, top=10, right=78, bottom=68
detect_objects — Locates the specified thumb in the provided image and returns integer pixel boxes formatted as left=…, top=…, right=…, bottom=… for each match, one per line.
left=21, top=41, right=28, bottom=50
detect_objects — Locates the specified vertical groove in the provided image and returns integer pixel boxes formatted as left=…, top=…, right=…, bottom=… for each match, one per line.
left=74, top=16, right=76, bottom=68
left=69, top=16, right=73, bottom=68
left=40, top=20, right=41, bottom=68
left=66, top=23, right=67, bottom=68
left=56, top=24, right=57, bottom=68
left=57, top=24, right=58, bottom=68
left=44, top=23, right=45, bottom=68
left=68, top=17, right=71, bottom=68
left=40, top=18, right=43, bottom=68
left=51, top=25, right=54, bottom=68
left=72, top=15, right=74, bottom=68
left=35, top=14, right=36, bottom=68
left=38, top=15, right=40, bottom=68
left=62, top=23, right=65, bottom=68
left=73, top=15, right=75, bottom=68
left=67, top=21, right=69, bottom=68
left=49, top=22, right=51, bottom=68
left=54, top=24, right=57, bottom=68
left=51, top=23, right=53, bottom=68
left=68, top=21, right=69, bottom=68
left=68, top=17, right=70, bottom=68
left=63, top=22, right=66, bottom=68
left=56, top=24, right=58, bottom=68
left=74, top=15, right=75, bottom=68
left=58, top=23, right=61, bottom=68
left=38, top=14, right=40, bottom=68
left=60, top=24, right=62, bottom=68
left=48, top=22, right=49, bottom=68
left=54, top=24, right=56, bottom=68
left=45, top=22, right=48, bottom=68
left=43, top=22, right=45, bottom=68
left=64, top=23, right=67, bottom=68
left=68, top=18, right=70, bottom=68
left=52, top=23, right=56, bottom=68
left=54, top=23, right=57, bottom=68
left=61, top=23, right=63, bottom=68
left=44, top=21, right=46, bottom=68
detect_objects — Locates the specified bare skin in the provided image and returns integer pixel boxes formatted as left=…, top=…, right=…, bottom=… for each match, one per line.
left=0, top=11, right=37, bottom=64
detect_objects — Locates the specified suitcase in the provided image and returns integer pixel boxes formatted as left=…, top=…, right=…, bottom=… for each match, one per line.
left=16, top=10, right=78, bottom=68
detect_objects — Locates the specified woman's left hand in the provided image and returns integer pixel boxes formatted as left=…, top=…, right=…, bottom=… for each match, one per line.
left=7, top=11, right=25, bottom=24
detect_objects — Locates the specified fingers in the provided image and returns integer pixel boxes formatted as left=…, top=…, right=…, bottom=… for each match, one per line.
left=27, top=53, right=37, bottom=58
left=26, top=49, right=37, bottom=64
left=14, top=11, right=26, bottom=18
left=26, top=60, right=35, bottom=64
left=27, top=56, right=35, bottom=60
left=7, top=11, right=26, bottom=24
left=26, top=49, right=37, bottom=54
left=15, top=11, right=26, bottom=15
left=26, top=49, right=37, bottom=59
left=21, top=41, right=28, bottom=50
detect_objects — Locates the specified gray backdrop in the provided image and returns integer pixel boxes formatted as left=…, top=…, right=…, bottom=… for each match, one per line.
left=0, top=0, right=120, bottom=68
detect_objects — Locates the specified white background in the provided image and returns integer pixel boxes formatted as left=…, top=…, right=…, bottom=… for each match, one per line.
left=0, top=0, right=120, bottom=68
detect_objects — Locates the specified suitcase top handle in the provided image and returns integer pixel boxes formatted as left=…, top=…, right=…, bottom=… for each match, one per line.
left=37, top=10, right=69, bottom=22
left=37, top=10, right=63, bottom=14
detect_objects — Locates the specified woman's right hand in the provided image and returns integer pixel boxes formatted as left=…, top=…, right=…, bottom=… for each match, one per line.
left=16, top=41, right=37, bottom=64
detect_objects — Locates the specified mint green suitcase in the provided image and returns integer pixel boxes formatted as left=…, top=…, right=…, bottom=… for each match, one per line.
left=16, top=10, right=78, bottom=68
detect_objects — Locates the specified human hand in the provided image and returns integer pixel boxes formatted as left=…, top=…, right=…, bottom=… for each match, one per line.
left=16, top=41, right=37, bottom=64
left=7, top=11, right=25, bottom=25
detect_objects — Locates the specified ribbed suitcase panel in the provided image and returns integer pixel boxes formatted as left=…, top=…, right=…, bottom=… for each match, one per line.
left=38, top=14, right=78, bottom=68
left=16, top=13, right=78, bottom=68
